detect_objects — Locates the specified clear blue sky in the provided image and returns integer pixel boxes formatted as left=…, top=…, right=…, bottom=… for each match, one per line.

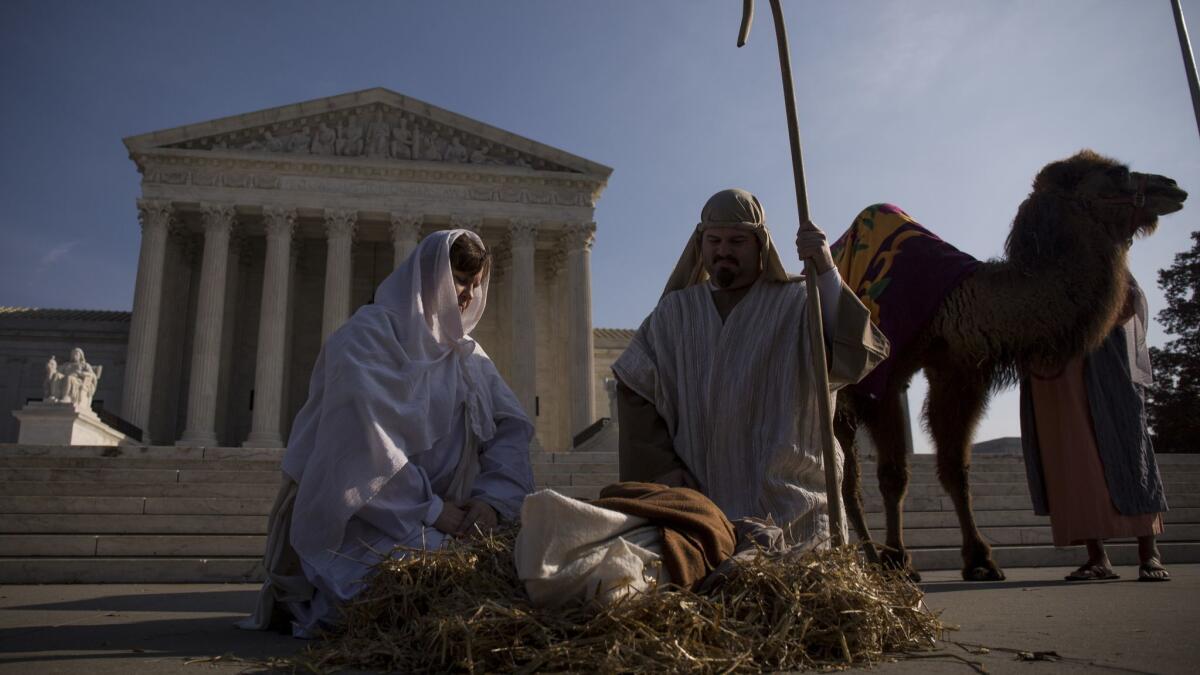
left=2, top=1, right=1198, bottom=451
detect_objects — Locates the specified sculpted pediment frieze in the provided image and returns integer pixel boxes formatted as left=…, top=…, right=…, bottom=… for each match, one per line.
left=159, top=103, right=577, bottom=173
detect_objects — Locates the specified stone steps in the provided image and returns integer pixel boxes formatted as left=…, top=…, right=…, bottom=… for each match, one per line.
left=22, top=446, right=1200, bottom=468
left=863, top=506, right=1200, bottom=530
left=867, top=453, right=1200, bottom=463
left=534, top=472, right=619, bottom=487
left=865, top=467, right=1200, bottom=480
left=0, top=456, right=282, bottom=471
left=906, top=523, right=1200, bottom=548
left=4, top=491, right=1194, bottom=520
left=2, top=443, right=1198, bottom=582
left=861, top=480, right=1200, bottom=498
left=856, top=468, right=1200, bottom=483
left=5, top=508, right=1177, bottom=536
left=0, top=534, right=265, bottom=557
left=0, top=467, right=282, bottom=484
left=0, top=513, right=268, bottom=534
left=911, top=542, right=1200, bottom=572
left=0, top=495, right=277, bottom=515
left=11, top=508, right=1196, bottom=537
left=0, top=444, right=283, bottom=461
left=5, top=524, right=1198, bottom=560
left=860, top=493, right=1200, bottom=512
left=0, top=482, right=282, bottom=499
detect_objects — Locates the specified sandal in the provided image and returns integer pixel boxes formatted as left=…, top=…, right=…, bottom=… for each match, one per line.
left=1065, top=564, right=1119, bottom=581
left=1138, top=560, right=1171, bottom=582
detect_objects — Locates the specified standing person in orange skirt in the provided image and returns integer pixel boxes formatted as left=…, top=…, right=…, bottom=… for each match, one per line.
left=1019, top=276, right=1170, bottom=582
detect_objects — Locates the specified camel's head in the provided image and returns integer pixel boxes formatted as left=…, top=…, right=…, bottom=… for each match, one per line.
left=1007, top=150, right=1187, bottom=264
left=1034, top=150, right=1186, bottom=237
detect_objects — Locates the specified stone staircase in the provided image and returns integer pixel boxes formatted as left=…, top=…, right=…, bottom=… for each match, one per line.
left=0, top=445, right=279, bottom=583
left=0, top=444, right=1197, bottom=582
left=857, top=455, right=1200, bottom=571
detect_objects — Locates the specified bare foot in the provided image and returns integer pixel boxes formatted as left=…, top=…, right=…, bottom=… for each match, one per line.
left=1065, top=563, right=1119, bottom=581
left=1138, top=558, right=1170, bottom=582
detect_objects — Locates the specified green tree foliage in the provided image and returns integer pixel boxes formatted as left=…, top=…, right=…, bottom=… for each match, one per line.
left=1147, top=231, right=1200, bottom=453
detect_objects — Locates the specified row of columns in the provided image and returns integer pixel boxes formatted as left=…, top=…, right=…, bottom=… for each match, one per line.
left=121, top=199, right=597, bottom=447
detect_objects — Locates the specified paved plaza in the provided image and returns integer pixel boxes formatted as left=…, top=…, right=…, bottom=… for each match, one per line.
left=0, top=564, right=1196, bottom=674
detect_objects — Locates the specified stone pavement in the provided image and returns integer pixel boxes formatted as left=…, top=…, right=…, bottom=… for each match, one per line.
left=0, top=564, right=1196, bottom=674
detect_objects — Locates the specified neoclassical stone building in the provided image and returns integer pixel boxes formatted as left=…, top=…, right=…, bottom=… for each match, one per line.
left=119, top=88, right=612, bottom=451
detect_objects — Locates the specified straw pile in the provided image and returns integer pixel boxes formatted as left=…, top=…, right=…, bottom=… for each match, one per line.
left=291, top=529, right=943, bottom=673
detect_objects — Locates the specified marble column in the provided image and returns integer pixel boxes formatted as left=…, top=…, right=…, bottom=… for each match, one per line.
left=508, top=219, right=538, bottom=418
left=546, top=248, right=568, bottom=449
left=122, top=199, right=173, bottom=442
left=563, top=222, right=596, bottom=438
left=487, top=242, right=512, bottom=377
left=244, top=206, right=295, bottom=448
left=281, top=239, right=302, bottom=441
left=214, top=231, right=245, bottom=444
left=178, top=203, right=236, bottom=446
left=390, top=212, right=421, bottom=268
left=321, top=209, right=357, bottom=343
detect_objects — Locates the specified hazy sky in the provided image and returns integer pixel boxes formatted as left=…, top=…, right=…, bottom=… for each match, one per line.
left=2, top=1, right=1198, bottom=452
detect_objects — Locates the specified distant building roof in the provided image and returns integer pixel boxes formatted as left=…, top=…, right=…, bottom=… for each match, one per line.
left=0, top=307, right=131, bottom=322
left=972, top=437, right=1023, bottom=455
left=594, top=327, right=635, bottom=342
left=594, top=327, right=635, bottom=349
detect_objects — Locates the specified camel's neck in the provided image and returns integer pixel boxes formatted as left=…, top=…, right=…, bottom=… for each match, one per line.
left=976, top=235, right=1127, bottom=370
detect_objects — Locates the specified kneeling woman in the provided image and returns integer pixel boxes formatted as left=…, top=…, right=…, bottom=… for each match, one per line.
left=242, top=230, right=534, bottom=637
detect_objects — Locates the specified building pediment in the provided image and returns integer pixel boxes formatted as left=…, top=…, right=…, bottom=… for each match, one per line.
left=124, top=88, right=611, bottom=178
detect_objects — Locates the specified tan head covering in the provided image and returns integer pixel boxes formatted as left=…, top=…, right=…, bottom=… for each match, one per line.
left=662, top=188, right=793, bottom=296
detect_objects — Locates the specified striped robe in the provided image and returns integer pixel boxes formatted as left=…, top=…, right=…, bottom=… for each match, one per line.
left=613, top=277, right=886, bottom=547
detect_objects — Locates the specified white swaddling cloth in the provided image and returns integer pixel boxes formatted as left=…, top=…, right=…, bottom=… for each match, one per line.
left=514, top=489, right=667, bottom=608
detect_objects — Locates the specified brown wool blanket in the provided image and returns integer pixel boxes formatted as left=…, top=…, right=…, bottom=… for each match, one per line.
left=593, top=482, right=736, bottom=590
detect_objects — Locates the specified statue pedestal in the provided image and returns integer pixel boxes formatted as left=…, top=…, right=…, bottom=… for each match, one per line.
left=13, top=402, right=131, bottom=446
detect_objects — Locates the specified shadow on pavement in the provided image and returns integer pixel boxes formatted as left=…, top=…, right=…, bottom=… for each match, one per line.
left=0, top=610, right=300, bottom=671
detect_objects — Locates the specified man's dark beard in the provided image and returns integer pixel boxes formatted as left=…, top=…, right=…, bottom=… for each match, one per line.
left=711, top=267, right=737, bottom=288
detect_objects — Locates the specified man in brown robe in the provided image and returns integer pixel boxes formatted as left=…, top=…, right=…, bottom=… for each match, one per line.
left=611, top=189, right=888, bottom=546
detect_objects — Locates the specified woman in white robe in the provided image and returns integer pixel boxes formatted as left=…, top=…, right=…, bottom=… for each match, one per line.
left=241, top=229, right=534, bottom=637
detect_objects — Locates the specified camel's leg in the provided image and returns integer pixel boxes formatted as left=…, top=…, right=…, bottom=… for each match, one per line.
left=861, top=390, right=919, bottom=580
left=835, top=404, right=878, bottom=565
left=925, top=368, right=1006, bottom=581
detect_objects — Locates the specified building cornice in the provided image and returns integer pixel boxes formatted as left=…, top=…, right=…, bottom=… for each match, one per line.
left=133, top=149, right=607, bottom=208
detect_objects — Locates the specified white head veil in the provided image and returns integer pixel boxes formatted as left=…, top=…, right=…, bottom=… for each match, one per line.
left=283, top=229, right=529, bottom=566
left=377, top=229, right=491, bottom=350
left=661, top=188, right=794, bottom=296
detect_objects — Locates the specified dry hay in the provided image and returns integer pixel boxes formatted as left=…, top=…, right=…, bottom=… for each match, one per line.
left=290, top=529, right=944, bottom=673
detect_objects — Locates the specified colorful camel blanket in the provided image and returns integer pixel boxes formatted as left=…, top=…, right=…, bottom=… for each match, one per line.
left=830, top=203, right=980, bottom=399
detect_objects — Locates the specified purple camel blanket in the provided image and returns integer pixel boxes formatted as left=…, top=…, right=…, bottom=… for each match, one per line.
left=830, top=203, right=980, bottom=399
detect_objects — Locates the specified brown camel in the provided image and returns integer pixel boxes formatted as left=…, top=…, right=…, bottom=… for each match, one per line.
left=834, top=150, right=1188, bottom=581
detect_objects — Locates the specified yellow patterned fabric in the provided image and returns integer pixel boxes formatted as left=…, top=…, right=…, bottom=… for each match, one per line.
left=830, top=204, right=979, bottom=398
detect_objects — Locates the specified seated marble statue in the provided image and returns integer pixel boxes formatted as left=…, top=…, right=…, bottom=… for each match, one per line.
left=241, top=229, right=534, bottom=637
left=44, top=348, right=102, bottom=410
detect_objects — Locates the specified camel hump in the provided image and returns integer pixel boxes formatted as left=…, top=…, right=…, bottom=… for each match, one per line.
left=831, top=203, right=914, bottom=260
left=831, top=202, right=978, bottom=323
left=833, top=204, right=981, bottom=400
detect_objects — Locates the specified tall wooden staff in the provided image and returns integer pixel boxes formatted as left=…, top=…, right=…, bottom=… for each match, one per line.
left=1172, top=0, right=1200, bottom=141
left=736, top=0, right=845, bottom=546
